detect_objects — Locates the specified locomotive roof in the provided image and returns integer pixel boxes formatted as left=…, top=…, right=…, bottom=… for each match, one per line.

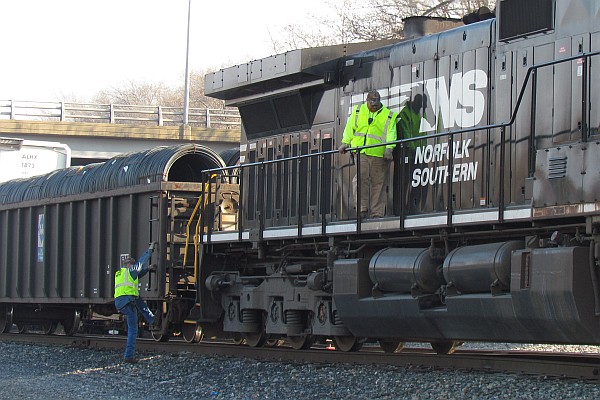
left=204, top=40, right=399, bottom=102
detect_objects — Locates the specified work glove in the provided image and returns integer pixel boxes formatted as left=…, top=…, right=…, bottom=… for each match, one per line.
left=149, top=242, right=157, bottom=252
left=384, top=148, right=394, bottom=161
left=338, top=143, right=349, bottom=154
left=148, top=264, right=158, bottom=272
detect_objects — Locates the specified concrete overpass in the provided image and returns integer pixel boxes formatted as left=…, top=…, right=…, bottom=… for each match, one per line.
left=0, top=100, right=241, bottom=165
left=0, top=119, right=240, bottom=165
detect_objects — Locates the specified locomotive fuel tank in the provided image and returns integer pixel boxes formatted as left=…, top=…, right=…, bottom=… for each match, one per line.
left=335, top=242, right=600, bottom=343
left=442, top=241, right=524, bottom=294
left=368, top=248, right=444, bottom=294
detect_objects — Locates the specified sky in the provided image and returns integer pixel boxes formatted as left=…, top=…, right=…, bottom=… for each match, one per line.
left=0, top=0, right=333, bottom=101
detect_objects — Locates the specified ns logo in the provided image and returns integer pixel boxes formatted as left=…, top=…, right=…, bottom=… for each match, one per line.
left=395, top=69, right=488, bottom=132
left=346, top=69, right=488, bottom=131
left=398, top=69, right=488, bottom=188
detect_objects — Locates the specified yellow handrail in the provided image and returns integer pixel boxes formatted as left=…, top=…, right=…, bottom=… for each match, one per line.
left=182, top=174, right=216, bottom=283
left=183, top=174, right=217, bottom=267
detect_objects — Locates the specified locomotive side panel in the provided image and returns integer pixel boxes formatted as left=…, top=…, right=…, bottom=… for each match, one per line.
left=438, top=24, right=492, bottom=212
left=395, top=46, right=432, bottom=214
left=336, top=93, right=356, bottom=220
left=548, top=33, right=590, bottom=145
left=569, top=34, right=588, bottom=143
left=392, top=21, right=494, bottom=216
left=531, top=43, right=555, bottom=150
left=591, top=31, right=600, bottom=136
left=553, top=37, right=572, bottom=144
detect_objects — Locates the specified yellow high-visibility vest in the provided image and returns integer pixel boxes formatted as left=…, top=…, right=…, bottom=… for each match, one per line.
left=342, top=104, right=397, bottom=157
left=114, top=268, right=138, bottom=298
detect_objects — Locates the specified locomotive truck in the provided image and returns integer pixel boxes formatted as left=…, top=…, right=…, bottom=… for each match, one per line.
left=2, top=0, right=600, bottom=353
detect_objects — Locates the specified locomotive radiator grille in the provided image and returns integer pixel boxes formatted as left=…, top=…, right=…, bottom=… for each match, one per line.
left=547, top=156, right=567, bottom=179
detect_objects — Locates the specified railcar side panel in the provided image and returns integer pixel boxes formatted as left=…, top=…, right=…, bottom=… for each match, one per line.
left=0, top=145, right=223, bottom=335
left=0, top=191, right=161, bottom=304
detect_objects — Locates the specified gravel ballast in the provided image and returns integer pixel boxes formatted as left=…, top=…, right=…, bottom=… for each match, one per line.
left=0, top=341, right=599, bottom=400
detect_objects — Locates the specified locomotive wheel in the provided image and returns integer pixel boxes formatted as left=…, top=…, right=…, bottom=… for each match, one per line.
left=151, top=329, right=171, bottom=342
left=62, top=310, right=82, bottom=336
left=243, top=332, right=267, bottom=347
left=182, top=322, right=203, bottom=343
left=150, top=315, right=171, bottom=342
left=378, top=339, right=405, bottom=353
left=333, top=335, right=364, bottom=352
left=0, top=305, right=13, bottom=333
left=286, top=335, right=315, bottom=350
left=430, top=340, right=460, bottom=355
left=42, top=321, right=58, bottom=335
left=232, top=333, right=244, bottom=345
left=265, top=338, right=283, bottom=347
left=150, top=303, right=171, bottom=342
left=16, top=323, right=28, bottom=334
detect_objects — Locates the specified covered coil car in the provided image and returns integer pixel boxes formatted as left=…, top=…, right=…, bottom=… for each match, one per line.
left=0, top=144, right=224, bottom=340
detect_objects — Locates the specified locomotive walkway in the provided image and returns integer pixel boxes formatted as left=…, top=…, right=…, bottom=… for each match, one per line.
left=0, top=100, right=241, bottom=165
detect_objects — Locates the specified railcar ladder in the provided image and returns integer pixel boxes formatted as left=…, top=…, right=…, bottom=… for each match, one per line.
left=166, top=176, right=215, bottom=296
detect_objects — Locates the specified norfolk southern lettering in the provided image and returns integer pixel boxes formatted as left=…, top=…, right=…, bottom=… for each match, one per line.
left=411, top=139, right=477, bottom=187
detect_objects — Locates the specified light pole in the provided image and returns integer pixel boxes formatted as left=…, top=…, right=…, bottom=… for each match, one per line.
left=183, top=0, right=191, bottom=126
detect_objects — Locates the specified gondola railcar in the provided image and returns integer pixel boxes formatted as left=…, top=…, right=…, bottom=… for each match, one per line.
left=0, top=144, right=225, bottom=341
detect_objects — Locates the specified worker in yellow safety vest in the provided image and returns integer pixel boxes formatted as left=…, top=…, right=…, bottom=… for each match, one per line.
left=338, top=90, right=398, bottom=218
left=114, top=243, right=157, bottom=363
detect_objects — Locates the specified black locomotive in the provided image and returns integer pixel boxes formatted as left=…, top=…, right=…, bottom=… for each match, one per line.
left=2, top=0, right=600, bottom=353
left=200, top=0, right=600, bottom=352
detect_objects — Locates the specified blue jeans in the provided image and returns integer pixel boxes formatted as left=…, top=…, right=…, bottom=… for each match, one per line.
left=115, top=296, right=155, bottom=359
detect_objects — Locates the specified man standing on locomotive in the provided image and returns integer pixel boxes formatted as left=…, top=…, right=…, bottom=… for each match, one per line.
left=114, top=243, right=157, bottom=364
left=338, top=90, right=398, bottom=218
left=397, top=93, right=427, bottom=150
left=398, top=93, right=428, bottom=212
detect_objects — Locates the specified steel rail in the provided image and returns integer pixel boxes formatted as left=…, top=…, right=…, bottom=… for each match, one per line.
left=2, top=333, right=598, bottom=381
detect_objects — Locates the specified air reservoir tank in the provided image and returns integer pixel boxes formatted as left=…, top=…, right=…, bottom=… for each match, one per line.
left=442, top=241, right=524, bottom=293
left=368, top=248, right=444, bottom=294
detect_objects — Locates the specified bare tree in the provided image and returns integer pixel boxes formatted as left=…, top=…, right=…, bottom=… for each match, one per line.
left=90, top=1, right=497, bottom=109
left=91, top=69, right=225, bottom=110
left=187, top=70, right=226, bottom=109
left=271, top=0, right=496, bottom=52
left=92, top=80, right=177, bottom=105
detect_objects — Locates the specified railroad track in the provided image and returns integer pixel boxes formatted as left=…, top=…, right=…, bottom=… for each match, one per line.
left=1, top=332, right=598, bottom=381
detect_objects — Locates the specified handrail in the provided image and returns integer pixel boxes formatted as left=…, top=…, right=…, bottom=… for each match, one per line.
left=201, top=50, right=599, bottom=235
left=0, top=99, right=241, bottom=129
left=204, top=51, right=600, bottom=175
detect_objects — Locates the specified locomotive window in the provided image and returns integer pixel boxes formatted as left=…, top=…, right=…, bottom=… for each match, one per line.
left=273, top=94, right=308, bottom=129
left=240, top=92, right=311, bottom=140
left=239, top=101, right=279, bottom=138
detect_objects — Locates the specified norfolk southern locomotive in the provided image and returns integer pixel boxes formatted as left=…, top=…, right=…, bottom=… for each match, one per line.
left=2, top=0, right=600, bottom=353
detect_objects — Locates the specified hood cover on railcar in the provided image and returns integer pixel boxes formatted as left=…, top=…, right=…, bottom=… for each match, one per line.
left=0, top=144, right=225, bottom=204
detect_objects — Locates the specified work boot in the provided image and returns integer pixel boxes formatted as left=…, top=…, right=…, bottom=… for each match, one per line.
left=124, top=357, right=139, bottom=364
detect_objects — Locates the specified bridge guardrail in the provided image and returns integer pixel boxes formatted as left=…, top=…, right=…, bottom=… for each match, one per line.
left=0, top=100, right=241, bottom=129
